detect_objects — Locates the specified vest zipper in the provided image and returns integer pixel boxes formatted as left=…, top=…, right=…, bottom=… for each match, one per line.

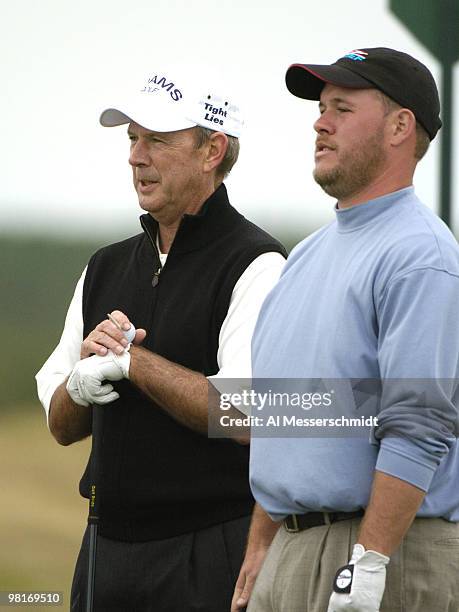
left=140, top=216, right=163, bottom=287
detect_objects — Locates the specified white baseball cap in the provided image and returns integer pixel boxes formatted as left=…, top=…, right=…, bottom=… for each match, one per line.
left=100, top=71, right=243, bottom=137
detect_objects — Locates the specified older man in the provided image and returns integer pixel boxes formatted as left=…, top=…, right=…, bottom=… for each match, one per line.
left=36, top=71, right=286, bottom=611
left=248, top=48, right=459, bottom=612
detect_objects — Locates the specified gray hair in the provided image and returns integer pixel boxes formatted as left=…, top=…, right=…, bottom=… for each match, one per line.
left=193, top=126, right=240, bottom=179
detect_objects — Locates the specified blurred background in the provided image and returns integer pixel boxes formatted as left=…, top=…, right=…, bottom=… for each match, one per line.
left=1, top=0, right=458, bottom=608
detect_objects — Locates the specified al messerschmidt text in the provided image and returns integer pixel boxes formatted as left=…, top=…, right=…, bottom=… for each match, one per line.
left=220, top=415, right=379, bottom=427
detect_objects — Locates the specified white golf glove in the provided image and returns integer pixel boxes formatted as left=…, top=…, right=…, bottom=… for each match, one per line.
left=67, top=350, right=131, bottom=406
left=327, top=543, right=389, bottom=612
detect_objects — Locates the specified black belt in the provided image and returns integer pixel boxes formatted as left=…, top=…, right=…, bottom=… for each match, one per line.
left=284, top=510, right=364, bottom=533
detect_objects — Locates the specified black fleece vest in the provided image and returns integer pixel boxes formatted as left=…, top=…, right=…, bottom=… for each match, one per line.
left=79, top=184, right=287, bottom=541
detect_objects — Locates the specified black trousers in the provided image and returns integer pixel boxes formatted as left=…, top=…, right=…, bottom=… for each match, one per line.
left=71, top=515, right=250, bottom=612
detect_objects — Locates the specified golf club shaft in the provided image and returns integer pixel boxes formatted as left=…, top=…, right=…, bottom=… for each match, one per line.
left=86, top=522, right=97, bottom=612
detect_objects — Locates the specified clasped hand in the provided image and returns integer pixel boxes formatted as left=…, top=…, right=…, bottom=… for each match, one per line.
left=67, top=350, right=130, bottom=406
left=66, top=311, right=146, bottom=406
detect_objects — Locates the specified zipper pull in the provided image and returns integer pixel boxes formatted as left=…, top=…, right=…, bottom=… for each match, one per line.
left=152, top=268, right=161, bottom=287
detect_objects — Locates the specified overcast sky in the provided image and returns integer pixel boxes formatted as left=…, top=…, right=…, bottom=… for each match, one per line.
left=2, top=0, right=458, bottom=238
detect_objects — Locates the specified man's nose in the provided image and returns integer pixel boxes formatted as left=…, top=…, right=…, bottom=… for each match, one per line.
left=129, top=140, right=150, bottom=166
left=313, top=112, right=335, bottom=135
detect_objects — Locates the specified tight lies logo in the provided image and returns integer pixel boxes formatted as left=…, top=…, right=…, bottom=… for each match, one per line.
left=203, top=94, right=229, bottom=127
left=343, top=49, right=368, bottom=61
left=141, top=75, right=182, bottom=101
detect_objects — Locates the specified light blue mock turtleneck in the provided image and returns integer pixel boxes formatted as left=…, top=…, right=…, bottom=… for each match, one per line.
left=250, top=187, right=459, bottom=521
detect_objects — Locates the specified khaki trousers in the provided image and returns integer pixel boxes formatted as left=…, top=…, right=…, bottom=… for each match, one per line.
left=247, top=517, right=459, bottom=612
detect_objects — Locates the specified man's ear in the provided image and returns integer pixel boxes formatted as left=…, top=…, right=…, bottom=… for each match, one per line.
left=388, top=108, right=416, bottom=147
left=202, top=131, right=228, bottom=174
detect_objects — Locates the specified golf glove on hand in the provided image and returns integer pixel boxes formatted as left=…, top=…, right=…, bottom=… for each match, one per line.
left=67, top=350, right=131, bottom=406
left=327, top=543, right=389, bottom=612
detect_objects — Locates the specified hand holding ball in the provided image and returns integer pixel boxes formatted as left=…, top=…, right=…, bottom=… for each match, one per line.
left=123, top=324, right=136, bottom=344
left=107, top=312, right=136, bottom=346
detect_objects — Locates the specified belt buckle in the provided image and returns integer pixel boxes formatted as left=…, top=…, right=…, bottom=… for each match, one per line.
left=285, top=514, right=300, bottom=533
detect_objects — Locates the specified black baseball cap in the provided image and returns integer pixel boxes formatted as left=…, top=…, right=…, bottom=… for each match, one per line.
left=286, top=47, right=442, bottom=140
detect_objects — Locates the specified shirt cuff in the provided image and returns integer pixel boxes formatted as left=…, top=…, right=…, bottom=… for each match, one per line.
left=375, top=438, right=437, bottom=492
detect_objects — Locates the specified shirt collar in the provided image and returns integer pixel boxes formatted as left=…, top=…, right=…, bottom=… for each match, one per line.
left=335, top=186, right=415, bottom=232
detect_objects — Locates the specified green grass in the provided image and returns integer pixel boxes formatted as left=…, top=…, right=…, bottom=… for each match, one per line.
left=0, top=234, right=101, bottom=408
left=0, top=407, right=91, bottom=610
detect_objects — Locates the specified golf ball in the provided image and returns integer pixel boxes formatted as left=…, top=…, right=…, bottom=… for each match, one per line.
left=123, top=325, right=136, bottom=343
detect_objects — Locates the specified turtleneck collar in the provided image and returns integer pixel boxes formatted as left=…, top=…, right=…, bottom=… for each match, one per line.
left=335, top=186, right=414, bottom=233
left=139, top=183, right=242, bottom=254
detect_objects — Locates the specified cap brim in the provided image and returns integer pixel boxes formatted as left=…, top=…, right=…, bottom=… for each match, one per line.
left=286, top=64, right=374, bottom=100
left=99, top=100, right=196, bottom=133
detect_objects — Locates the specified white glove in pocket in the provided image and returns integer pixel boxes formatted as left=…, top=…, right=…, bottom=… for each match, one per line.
left=327, top=543, right=389, bottom=612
